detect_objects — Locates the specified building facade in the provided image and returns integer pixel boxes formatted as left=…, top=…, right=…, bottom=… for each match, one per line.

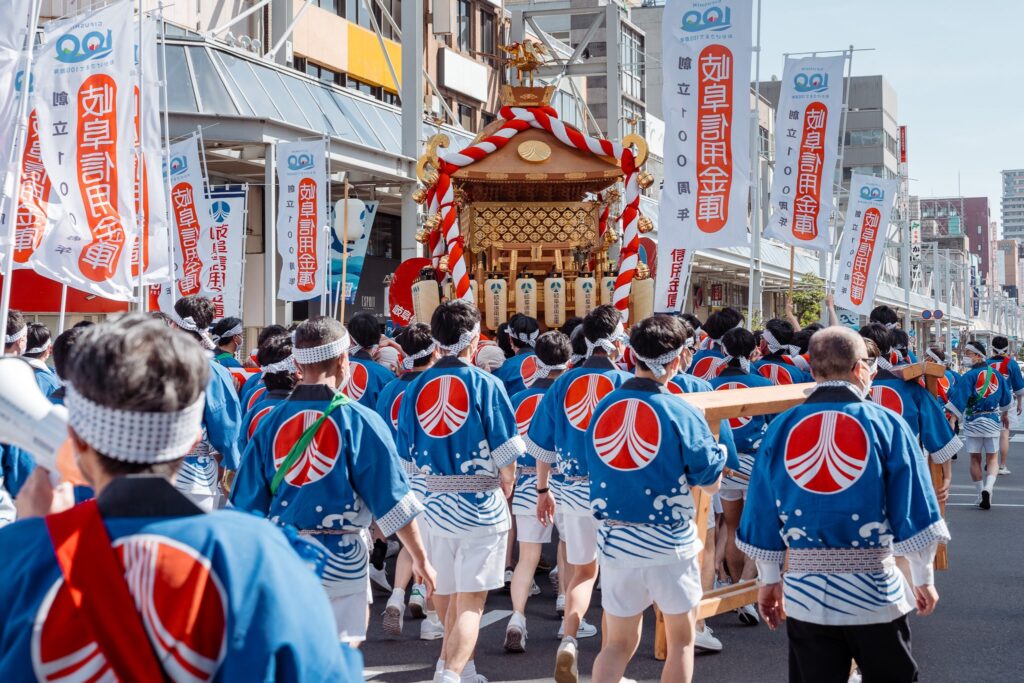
left=996, top=239, right=1022, bottom=300
left=1001, top=169, right=1024, bottom=242
left=918, top=197, right=994, bottom=285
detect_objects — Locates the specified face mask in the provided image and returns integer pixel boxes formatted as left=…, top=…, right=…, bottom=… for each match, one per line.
left=961, top=357, right=974, bottom=369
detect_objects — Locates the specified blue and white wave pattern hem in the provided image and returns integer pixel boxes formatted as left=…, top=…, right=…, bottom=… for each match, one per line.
left=597, top=519, right=701, bottom=568
left=304, top=532, right=370, bottom=597
left=783, top=567, right=915, bottom=626
left=423, top=490, right=511, bottom=538
left=512, top=473, right=539, bottom=515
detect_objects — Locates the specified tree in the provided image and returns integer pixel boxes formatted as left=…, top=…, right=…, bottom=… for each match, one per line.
left=791, top=273, right=825, bottom=327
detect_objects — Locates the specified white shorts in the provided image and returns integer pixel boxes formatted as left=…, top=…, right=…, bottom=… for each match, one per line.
left=966, top=435, right=999, bottom=454
left=329, top=591, right=369, bottom=644
left=601, top=554, right=703, bottom=618
left=515, top=513, right=553, bottom=544
left=562, top=513, right=599, bottom=565
left=554, top=512, right=565, bottom=539
left=430, top=532, right=508, bottom=595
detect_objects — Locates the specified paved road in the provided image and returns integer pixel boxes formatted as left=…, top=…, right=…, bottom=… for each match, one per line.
left=362, top=441, right=1024, bottom=682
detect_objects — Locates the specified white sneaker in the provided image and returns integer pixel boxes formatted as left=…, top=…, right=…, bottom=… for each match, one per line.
left=694, top=625, right=723, bottom=652
left=548, top=566, right=560, bottom=590
left=554, top=637, right=579, bottom=683
left=385, top=539, right=401, bottom=558
left=462, top=675, right=488, bottom=683
left=382, top=600, right=404, bottom=636
left=504, top=613, right=527, bottom=653
left=504, top=568, right=514, bottom=587
left=369, top=565, right=391, bottom=592
left=555, top=593, right=565, bottom=616
left=736, top=603, right=760, bottom=625
left=999, top=466, right=1011, bottom=475
left=529, top=580, right=541, bottom=596
left=848, top=669, right=863, bottom=683
left=558, top=617, right=597, bottom=639
left=420, top=613, right=444, bottom=640
left=408, top=584, right=426, bottom=619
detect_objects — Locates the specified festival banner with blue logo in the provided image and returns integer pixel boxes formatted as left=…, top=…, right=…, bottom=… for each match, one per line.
left=0, top=0, right=36, bottom=188
left=31, top=0, right=138, bottom=300
left=834, top=173, right=898, bottom=315
left=167, top=134, right=212, bottom=300
left=276, top=139, right=327, bottom=302
left=657, top=0, right=752, bottom=311
left=329, top=199, right=378, bottom=306
left=203, top=185, right=247, bottom=319
left=765, top=55, right=846, bottom=252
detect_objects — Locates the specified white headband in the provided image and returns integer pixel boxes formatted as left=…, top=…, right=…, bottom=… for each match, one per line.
left=25, top=339, right=52, bottom=355
left=402, top=342, right=437, bottom=370
left=261, top=356, right=297, bottom=374
left=5, top=325, right=27, bottom=345
left=585, top=322, right=626, bottom=358
left=350, top=342, right=378, bottom=356
left=965, top=342, right=985, bottom=358
left=168, top=310, right=216, bottom=350
left=876, top=355, right=894, bottom=372
left=512, top=329, right=539, bottom=347
left=883, top=322, right=899, bottom=330
left=217, top=323, right=243, bottom=341
left=632, top=344, right=685, bottom=378
left=926, top=349, right=942, bottom=364
left=569, top=353, right=584, bottom=366
left=762, top=328, right=799, bottom=356
left=683, top=336, right=695, bottom=350
left=66, top=384, right=205, bottom=464
left=723, top=354, right=751, bottom=374
left=436, top=323, right=480, bottom=356
left=293, top=331, right=351, bottom=365
left=533, top=359, right=567, bottom=379
left=993, top=341, right=1009, bottom=353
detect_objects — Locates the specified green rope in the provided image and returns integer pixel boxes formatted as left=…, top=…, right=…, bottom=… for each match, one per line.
left=270, top=392, right=349, bottom=495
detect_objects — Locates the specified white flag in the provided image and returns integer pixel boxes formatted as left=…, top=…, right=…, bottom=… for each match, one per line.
left=0, top=0, right=35, bottom=179
left=31, top=1, right=138, bottom=301
left=203, top=185, right=247, bottom=319
left=833, top=174, right=898, bottom=315
left=659, top=0, right=752, bottom=273
left=167, top=134, right=212, bottom=301
left=764, top=56, right=846, bottom=252
left=276, top=139, right=327, bottom=302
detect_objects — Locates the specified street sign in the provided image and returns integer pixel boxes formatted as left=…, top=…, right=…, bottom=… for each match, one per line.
left=934, top=309, right=944, bottom=319
left=922, top=310, right=931, bottom=319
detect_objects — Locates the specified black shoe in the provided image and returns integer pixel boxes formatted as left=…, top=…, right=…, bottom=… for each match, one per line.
left=980, top=490, right=991, bottom=510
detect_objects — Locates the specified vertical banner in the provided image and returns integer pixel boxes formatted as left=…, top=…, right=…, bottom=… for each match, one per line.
left=657, top=0, right=752, bottom=310
left=764, top=55, right=845, bottom=251
left=0, top=0, right=34, bottom=181
left=833, top=173, right=898, bottom=315
left=276, top=139, right=327, bottom=302
left=329, top=199, right=378, bottom=306
left=203, top=185, right=247, bottom=319
left=31, top=1, right=137, bottom=300
left=167, top=134, right=211, bottom=300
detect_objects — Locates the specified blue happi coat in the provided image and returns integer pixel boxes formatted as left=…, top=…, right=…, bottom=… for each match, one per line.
left=26, top=359, right=60, bottom=399
left=0, top=444, right=34, bottom=526
left=396, top=357, right=523, bottom=538
left=345, top=352, right=395, bottom=408
left=509, top=378, right=554, bottom=518
left=527, top=356, right=632, bottom=515
left=869, top=368, right=961, bottom=462
left=239, top=371, right=265, bottom=410
left=0, top=479, right=359, bottom=681
left=945, top=364, right=1012, bottom=438
left=686, top=347, right=726, bottom=381
left=987, top=355, right=1024, bottom=397
left=376, top=373, right=425, bottom=497
left=176, top=360, right=243, bottom=500
left=668, top=373, right=740, bottom=470
left=237, top=389, right=291, bottom=455
left=494, top=348, right=537, bottom=396
left=214, top=351, right=244, bottom=369
left=753, top=354, right=812, bottom=385
left=738, top=382, right=949, bottom=626
left=232, top=384, right=420, bottom=596
left=586, top=378, right=725, bottom=566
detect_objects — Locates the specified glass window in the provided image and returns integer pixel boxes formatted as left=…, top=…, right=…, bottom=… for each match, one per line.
left=844, top=129, right=883, bottom=146
left=188, top=47, right=238, bottom=116
left=457, top=0, right=472, bottom=53
left=458, top=103, right=474, bottom=130
left=620, top=27, right=644, bottom=101
left=330, top=90, right=383, bottom=147
left=480, top=10, right=496, bottom=65
left=308, top=81, right=361, bottom=143
left=160, top=46, right=197, bottom=112
left=215, top=51, right=282, bottom=119
left=255, top=68, right=312, bottom=128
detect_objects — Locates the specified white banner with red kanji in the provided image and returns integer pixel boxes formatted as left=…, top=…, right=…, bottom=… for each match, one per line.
left=764, top=55, right=845, bottom=252
left=833, top=173, right=898, bottom=315
left=659, top=0, right=752, bottom=267
left=0, top=0, right=35, bottom=193
left=167, top=134, right=212, bottom=300
left=203, top=185, right=247, bottom=319
left=30, top=1, right=138, bottom=301
left=275, top=139, right=327, bottom=302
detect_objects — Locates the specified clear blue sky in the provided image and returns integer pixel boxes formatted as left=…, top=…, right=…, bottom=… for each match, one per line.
left=758, top=0, right=1020, bottom=230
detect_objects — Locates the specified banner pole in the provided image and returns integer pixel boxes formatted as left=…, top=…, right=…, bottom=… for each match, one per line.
left=789, top=245, right=796, bottom=298
left=321, top=135, right=330, bottom=318
left=746, top=0, right=763, bottom=324
left=339, top=178, right=350, bottom=323
left=158, top=0, right=176, bottom=308
left=239, top=183, right=250, bottom=323
left=827, top=46, right=856, bottom=297
left=0, top=0, right=42, bottom=340
left=57, top=285, right=68, bottom=334
left=134, top=0, right=146, bottom=311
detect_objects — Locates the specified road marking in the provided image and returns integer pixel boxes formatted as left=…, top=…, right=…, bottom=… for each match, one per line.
left=1011, top=435, right=1024, bottom=443
left=480, top=609, right=513, bottom=629
left=948, top=503, right=1024, bottom=507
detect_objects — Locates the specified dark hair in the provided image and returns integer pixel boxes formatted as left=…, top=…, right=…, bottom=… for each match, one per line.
left=629, top=315, right=686, bottom=374
left=889, top=328, right=909, bottom=351
left=294, top=316, right=347, bottom=374
left=863, top=338, right=880, bottom=359
left=396, top=323, right=434, bottom=368
left=964, top=339, right=986, bottom=356
left=348, top=312, right=381, bottom=349
left=431, top=300, right=480, bottom=347
left=763, top=318, right=795, bottom=348
left=803, top=322, right=824, bottom=333
left=859, top=323, right=892, bottom=354
left=928, top=346, right=946, bottom=362
left=67, top=314, right=208, bottom=477
left=792, top=328, right=815, bottom=355
left=570, top=324, right=587, bottom=357
left=149, top=311, right=171, bottom=326
left=257, top=334, right=296, bottom=392
left=495, top=322, right=514, bottom=358
left=4, top=309, right=25, bottom=347
left=509, top=314, right=540, bottom=350
left=559, top=316, right=583, bottom=338
left=582, top=305, right=621, bottom=346
left=681, top=313, right=703, bottom=332
left=210, top=317, right=243, bottom=345
left=72, top=320, right=95, bottom=329
left=702, top=307, right=742, bottom=340
left=258, top=324, right=288, bottom=348
left=869, top=305, right=899, bottom=326
left=535, top=331, right=571, bottom=367
left=722, top=327, right=756, bottom=362
left=993, top=336, right=1009, bottom=353
left=52, top=327, right=89, bottom=380
left=23, top=323, right=51, bottom=358
left=173, top=295, right=215, bottom=344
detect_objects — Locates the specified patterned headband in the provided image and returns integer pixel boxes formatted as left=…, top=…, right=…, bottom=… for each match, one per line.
left=25, top=338, right=52, bottom=355
left=436, top=323, right=480, bottom=356
left=631, top=344, right=685, bottom=378
left=293, top=331, right=351, bottom=364
left=217, top=323, right=243, bottom=341
left=402, top=342, right=436, bottom=370
left=512, top=329, right=539, bottom=347
left=5, top=325, right=27, bottom=345
left=533, top=358, right=567, bottom=379
left=585, top=321, right=625, bottom=358
left=964, top=342, right=985, bottom=358
left=261, top=356, right=297, bottom=374
left=66, top=384, right=205, bottom=463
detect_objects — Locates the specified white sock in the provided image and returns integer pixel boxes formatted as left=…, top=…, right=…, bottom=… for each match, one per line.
left=975, top=480, right=983, bottom=494
left=984, top=475, right=996, bottom=493
left=440, top=671, right=460, bottom=683
left=435, top=659, right=445, bottom=673
left=509, top=611, right=526, bottom=628
left=426, top=610, right=441, bottom=623
left=387, top=587, right=405, bottom=607
left=462, top=660, right=477, bottom=677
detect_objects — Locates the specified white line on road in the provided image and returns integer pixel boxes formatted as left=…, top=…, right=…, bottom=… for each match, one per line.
left=947, top=503, right=1024, bottom=507
left=480, top=609, right=513, bottom=629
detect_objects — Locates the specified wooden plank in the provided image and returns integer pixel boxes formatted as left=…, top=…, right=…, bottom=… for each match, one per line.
left=678, top=383, right=815, bottom=423
left=929, top=460, right=949, bottom=570
left=890, top=361, right=946, bottom=383
left=696, top=581, right=760, bottom=620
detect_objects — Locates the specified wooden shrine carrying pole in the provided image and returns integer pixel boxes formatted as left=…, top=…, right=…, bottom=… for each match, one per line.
left=918, top=361, right=951, bottom=570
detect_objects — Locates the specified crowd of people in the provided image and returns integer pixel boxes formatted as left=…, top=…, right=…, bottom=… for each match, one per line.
left=0, top=295, right=1017, bottom=682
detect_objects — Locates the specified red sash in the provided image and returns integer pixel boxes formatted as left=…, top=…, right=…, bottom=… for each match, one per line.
left=45, top=500, right=166, bottom=681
